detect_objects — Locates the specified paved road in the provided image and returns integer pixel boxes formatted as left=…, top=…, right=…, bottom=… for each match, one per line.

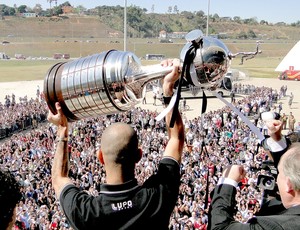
left=141, top=78, right=299, bottom=122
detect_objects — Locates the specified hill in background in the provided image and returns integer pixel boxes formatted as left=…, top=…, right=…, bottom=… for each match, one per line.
left=0, top=14, right=297, bottom=58
left=1, top=5, right=300, bottom=41
left=0, top=10, right=299, bottom=80
left=0, top=16, right=115, bottom=38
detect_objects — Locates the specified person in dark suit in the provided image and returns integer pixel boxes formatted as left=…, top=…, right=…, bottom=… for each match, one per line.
left=208, top=140, right=300, bottom=230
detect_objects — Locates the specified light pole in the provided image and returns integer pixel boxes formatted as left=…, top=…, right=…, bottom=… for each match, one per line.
left=124, top=0, right=127, bottom=51
left=206, top=0, right=210, bottom=36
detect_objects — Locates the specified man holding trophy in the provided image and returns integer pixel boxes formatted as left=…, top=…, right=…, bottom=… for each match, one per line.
left=47, top=59, right=185, bottom=229
left=45, top=29, right=243, bottom=229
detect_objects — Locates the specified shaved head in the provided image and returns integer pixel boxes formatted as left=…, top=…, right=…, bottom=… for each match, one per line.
left=280, top=143, right=300, bottom=191
left=100, top=123, right=139, bottom=165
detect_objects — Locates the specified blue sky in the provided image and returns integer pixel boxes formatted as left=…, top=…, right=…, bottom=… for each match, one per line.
left=1, top=0, right=299, bottom=24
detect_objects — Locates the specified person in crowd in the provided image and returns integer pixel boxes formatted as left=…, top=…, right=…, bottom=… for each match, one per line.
left=182, top=98, right=187, bottom=111
left=295, top=122, right=300, bottom=134
left=230, top=90, right=235, bottom=103
left=280, top=112, right=288, bottom=130
left=0, top=80, right=296, bottom=229
left=278, top=102, right=283, bottom=114
left=288, top=112, right=296, bottom=132
left=261, top=113, right=290, bottom=168
left=0, top=169, right=22, bottom=230
left=47, top=59, right=185, bottom=229
left=288, top=92, right=293, bottom=109
left=152, top=85, right=159, bottom=106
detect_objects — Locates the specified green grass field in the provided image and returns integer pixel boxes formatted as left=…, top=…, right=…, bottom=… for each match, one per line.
left=0, top=60, right=59, bottom=82
left=0, top=39, right=294, bottom=82
left=230, top=56, right=283, bottom=78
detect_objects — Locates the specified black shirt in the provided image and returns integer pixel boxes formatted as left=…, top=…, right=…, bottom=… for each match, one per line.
left=60, top=157, right=180, bottom=230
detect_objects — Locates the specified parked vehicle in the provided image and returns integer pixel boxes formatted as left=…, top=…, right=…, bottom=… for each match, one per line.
left=53, top=53, right=63, bottom=59
left=278, top=69, right=300, bottom=81
left=15, top=54, right=26, bottom=59
left=145, top=54, right=165, bottom=60
left=63, top=53, right=70, bottom=59
left=0, top=52, right=10, bottom=59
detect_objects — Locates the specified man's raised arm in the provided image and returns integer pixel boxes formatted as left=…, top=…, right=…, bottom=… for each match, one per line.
left=48, top=102, right=73, bottom=198
left=161, top=59, right=185, bottom=163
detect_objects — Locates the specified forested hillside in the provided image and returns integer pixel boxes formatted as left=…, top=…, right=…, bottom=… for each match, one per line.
left=0, top=4, right=300, bottom=41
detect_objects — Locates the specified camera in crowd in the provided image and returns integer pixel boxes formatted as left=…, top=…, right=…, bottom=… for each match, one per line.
left=257, top=161, right=278, bottom=195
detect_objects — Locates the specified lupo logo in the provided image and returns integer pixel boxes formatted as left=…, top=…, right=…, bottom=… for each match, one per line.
left=111, top=200, right=133, bottom=211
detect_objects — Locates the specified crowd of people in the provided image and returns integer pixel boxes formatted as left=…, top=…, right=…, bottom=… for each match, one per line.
left=0, top=94, right=48, bottom=139
left=0, top=81, right=298, bottom=230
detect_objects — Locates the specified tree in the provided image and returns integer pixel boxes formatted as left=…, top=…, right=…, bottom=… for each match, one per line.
left=167, top=6, right=172, bottom=14
left=195, top=10, right=205, bottom=18
left=173, top=5, right=179, bottom=14
left=244, top=17, right=258, bottom=25
left=248, top=29, right=257, bottom=39
left=151, top=4, right=154, bottom=13
left=7, top=7, right=16, bottom=15
left=212, top=13, right=219, bottom=21
left=0, top=4, right=16, bottom=16
left=182, top=11, right=194, bottom=20
left=18, top=5, right=27, bottom=13
left=33, top=4, right=43, bottom=15
left=47, top=0, right=53, bottom=15
left=260, top=20, right=268, bottom=25
left=47, top=0, right=52, bottom=9
left=291, top=21, right=300, bottom=27
left=233, top=16, right=242, bottom=23
left=26, top=6, right=33, bottom=13
left=236, top=31, right=248, bottom=39
left=126, top=6, right=145, bottom=37
left=52, top=5, right=62, bottom=15
left=75, top=5, right=86, bottom=15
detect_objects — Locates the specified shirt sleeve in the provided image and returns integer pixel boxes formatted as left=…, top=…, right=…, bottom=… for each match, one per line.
left=142, top=157, right=181, bottom=212
left=218, top=177, right=239, bottom=187
left=209, top=184, right=266, bottom=230
left=59, top=184, right=96, bottom=230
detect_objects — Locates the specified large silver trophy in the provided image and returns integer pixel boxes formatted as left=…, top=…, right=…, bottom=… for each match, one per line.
left=44, top=30, right=230, bottom=121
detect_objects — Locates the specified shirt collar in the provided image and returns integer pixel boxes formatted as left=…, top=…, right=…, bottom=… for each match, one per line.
left=99, top=179, right=140, bottom=195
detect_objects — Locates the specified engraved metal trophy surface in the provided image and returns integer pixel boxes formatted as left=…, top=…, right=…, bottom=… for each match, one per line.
left=44, top=30, right=231, bottom=121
